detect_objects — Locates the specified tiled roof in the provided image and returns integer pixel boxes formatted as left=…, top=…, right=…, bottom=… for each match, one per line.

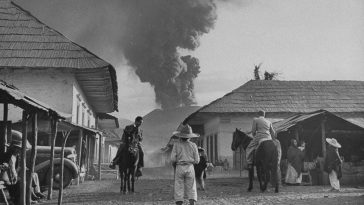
left=197, top=80, right=364, bottom=113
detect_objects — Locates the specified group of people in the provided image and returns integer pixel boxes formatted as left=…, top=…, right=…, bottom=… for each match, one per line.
left=110, top=110, right=343, bottom=205
left=0, top=130, right=46, bottom=205
left=284, top=136, right=343, bottom=191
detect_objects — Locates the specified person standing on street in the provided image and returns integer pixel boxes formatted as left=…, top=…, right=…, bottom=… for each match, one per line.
left=324, top=138, right=342, bottom=192
left=171, top=124, right=200, bottom=205
left=246, top=110, right=276, bottom=169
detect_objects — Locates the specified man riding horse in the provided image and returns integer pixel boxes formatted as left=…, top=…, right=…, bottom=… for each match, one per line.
left=110, top=116, right=144, bottom=177
left=246, top=110, right=276, bottom=169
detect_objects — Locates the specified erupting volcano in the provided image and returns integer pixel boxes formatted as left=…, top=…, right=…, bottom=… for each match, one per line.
left=120, top=0, right=217, bottom=109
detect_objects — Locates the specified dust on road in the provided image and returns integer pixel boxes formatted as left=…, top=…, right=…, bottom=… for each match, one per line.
left=39, top=175, right=364, bottom=205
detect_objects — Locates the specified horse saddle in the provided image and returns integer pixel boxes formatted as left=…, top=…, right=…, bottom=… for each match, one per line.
left=128, top=146, right=138, bottom=155
left=257, top=138, right=271, bottom=150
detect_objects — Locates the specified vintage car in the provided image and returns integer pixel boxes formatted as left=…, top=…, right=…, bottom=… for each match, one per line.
left=31, top=146, right=79, bottom=190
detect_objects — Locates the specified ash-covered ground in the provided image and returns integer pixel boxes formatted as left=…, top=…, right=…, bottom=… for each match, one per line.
left=39, top=167, right=364, bottom=205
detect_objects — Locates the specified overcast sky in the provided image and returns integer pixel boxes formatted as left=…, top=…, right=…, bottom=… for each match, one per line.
left=15, top=0, right=364, bottom=120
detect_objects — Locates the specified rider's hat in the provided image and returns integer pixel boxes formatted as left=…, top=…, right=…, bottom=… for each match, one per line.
left=172, top=124, right=199, bottom=139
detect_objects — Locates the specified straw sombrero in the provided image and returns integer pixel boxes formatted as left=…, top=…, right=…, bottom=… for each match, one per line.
left=172, top=124, right=199, bottom=138
left=326, top=138, right=341, bottom=148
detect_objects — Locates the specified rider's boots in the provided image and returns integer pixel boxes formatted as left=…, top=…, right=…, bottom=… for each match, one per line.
left=109, top=161, right=116, bottom=169
left=136, top=167, right=142, bottom=177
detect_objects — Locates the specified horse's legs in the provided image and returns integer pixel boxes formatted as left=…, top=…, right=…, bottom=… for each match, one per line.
left=126, top=170, right=131, bottom=193
left=272, top=165, right=279, bottom=193
left=256, top=165, right=265, bottom=192
left=247, top=165, right=254, bottom=192
left=262, top=167, right=270, bottom=192
left=131, top=167, right=136, bottom=193
left=119, top=169, right=124, bottom=193
left=123, top=171, right=128, bottom=194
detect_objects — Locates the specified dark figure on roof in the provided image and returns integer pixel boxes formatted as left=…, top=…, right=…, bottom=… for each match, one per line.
left=110, top=116, right=144, bottom=177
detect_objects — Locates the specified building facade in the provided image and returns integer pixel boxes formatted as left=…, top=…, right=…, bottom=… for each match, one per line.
left=183, top=80, right=364, bottom=169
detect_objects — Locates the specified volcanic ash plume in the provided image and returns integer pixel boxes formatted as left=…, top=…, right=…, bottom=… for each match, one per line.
left=120, top=0, right=217, bottom=109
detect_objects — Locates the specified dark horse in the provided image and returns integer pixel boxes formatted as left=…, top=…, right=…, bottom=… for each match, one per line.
left=231, top=129, right=280, bottom=193
left=118, top=136, right=139, bottom=194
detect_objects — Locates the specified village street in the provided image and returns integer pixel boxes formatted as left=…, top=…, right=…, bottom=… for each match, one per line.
left=39, top=168, right=364, bottom=205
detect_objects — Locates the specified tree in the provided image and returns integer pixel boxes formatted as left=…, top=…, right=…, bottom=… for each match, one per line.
left=253, top=63, right=279, bottom=80
left=254, top=63, right=261, bottom=80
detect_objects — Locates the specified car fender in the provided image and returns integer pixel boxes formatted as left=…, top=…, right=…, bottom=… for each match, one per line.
left=35, top=158, right=79, bottom=179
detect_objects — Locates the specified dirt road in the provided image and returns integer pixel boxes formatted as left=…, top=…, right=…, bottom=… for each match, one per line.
left=39, top=170, right=364, bottom=205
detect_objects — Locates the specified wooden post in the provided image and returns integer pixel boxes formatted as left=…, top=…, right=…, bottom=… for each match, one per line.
left=321, top=117, right=327, bottom=159
left=27, top=113, right=38, bottom=205
left=239, top=147, right=242, bottom=177
left=98, top=133, right=102, bottom=180
left=1, top=103, right=8, bottom=155
left=20, top=110, right=28, bottom=205
left=58, top=130, right=71, bottom=205
left=85, top=134, right=89, bottom=174
left=47, top=118, right=58, bottom=200
left=320, top=116, right=327, bottom=185
left=76, top=129, right=83, bottom=185
left=294, top=126, right=299, bottom=142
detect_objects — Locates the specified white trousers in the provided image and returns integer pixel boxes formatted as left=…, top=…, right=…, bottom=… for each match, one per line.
left=174, top=164, right=197, bottom=202
left=329, top=170, right=340, bottom=190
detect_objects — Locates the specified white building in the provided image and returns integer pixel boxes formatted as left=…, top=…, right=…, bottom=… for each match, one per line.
left=183, top=80, right=364, bottom=169
left=0, top=0, right=118, bottom=179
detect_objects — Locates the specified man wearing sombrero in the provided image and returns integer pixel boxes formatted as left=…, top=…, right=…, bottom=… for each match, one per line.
left=324, top=138, right=343, bottom=192
left=171, top=124, right=200, bottom=205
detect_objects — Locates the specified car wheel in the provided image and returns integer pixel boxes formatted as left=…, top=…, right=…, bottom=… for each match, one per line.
left=46, top=165, right=73, bottom=189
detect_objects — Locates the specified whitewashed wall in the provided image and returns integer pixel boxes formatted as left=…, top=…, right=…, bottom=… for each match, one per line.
left=1, top=68, right=96, bottom=128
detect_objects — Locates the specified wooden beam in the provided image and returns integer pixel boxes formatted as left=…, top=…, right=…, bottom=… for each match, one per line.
left=1, top=103, right=8, bottom=155
left=321, top=118, right=327, bottom=159
left=58, top=130, right=71, bottom=205
left=330, top=130, right=364, bottom=135
left=27, top=113, right=38, bottom=205
left=320, top=116, right=327, bottom=186
left=76, top=129, right=83, bottom=185
left=98, top=134, right=102, bottom=180
left=294, top=127, right=299, bottom=141
left=47, top=118, right=58, bottom=200
left=20, top=110, right=28, bottom=205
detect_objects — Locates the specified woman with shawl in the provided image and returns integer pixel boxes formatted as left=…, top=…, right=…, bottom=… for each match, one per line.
left=285, top=139, right=305, bottom=185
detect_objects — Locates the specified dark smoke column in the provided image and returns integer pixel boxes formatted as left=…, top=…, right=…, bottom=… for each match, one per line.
left=120, top=0, right=217, bottom=109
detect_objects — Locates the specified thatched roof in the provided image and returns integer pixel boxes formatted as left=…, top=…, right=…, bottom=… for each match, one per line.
left=0, top=0, right=118, bottom=113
